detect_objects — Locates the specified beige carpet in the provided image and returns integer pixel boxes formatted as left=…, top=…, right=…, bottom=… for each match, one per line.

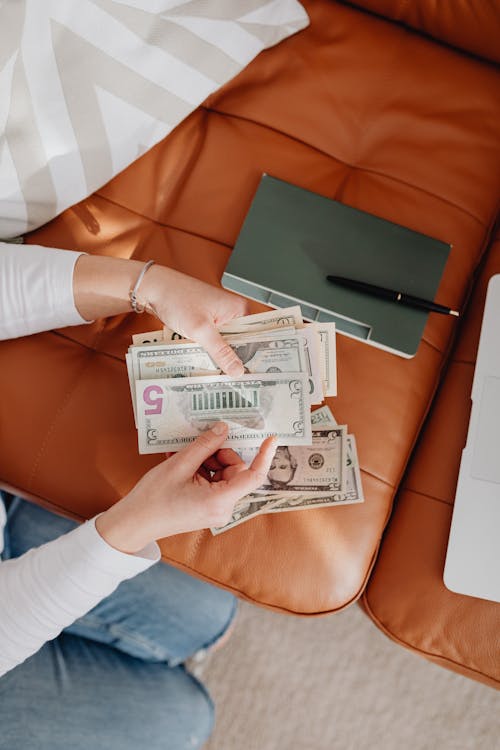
left=200, top=601, right=499, bottom=750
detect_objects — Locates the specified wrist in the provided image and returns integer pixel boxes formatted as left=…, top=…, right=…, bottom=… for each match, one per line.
left=73, top=255, right=146, bottom=321
left=95, top=506, right=152, bottom=555
left=139, top=263, right=174, bottom=313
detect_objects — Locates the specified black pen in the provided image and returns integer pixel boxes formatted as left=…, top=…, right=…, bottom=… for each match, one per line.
left=326, top=275, right=459, bottom=317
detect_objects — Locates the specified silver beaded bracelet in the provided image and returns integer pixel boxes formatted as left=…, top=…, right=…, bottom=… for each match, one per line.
left=129, top=260, right=155, bottom=313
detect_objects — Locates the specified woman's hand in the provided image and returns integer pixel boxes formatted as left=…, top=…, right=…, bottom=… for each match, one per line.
left=95, top=423, right=276, bottom=554
left=73, top=256, right=250, bottom=376
left=140, top=264, right=249, bottom=376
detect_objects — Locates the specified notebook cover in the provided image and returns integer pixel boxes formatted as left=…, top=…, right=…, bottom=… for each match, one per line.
left=222, top=175, right=451, bottom=357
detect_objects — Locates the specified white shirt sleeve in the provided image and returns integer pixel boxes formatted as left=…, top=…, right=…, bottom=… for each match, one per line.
left=0, top=510, right=161, bottom=677
left=0, top=242, right=90, bottom=339
left=0, top=245, right=162, bottom=675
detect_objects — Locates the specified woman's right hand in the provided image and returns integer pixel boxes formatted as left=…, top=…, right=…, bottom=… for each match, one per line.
left=95, top=422, right=276, bottom=554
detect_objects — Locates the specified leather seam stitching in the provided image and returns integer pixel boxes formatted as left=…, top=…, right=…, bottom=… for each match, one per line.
left=399, top=486, right=453, bottom=506
left=201, top=107, right=490, bottom=227
left=92, top=106, right=492, bottom=230
left=93, top=191, right=232, bottom=248
left=362, top=593, right=499, bottom=684
left=49, top=330, right=125, bottom=362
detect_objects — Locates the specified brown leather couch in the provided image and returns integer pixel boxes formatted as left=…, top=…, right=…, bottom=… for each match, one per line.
left=1, top=1, right=499, bottom=688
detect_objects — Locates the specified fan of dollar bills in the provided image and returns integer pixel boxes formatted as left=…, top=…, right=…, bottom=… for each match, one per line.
left=125, top=306, right=364, bottom=534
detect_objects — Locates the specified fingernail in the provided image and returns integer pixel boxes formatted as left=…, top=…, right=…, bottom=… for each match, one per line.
left=212, top=421, right=227, bottom=435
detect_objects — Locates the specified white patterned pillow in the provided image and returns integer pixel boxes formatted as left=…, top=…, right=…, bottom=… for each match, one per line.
left=0, top=0, right=309, bottom=239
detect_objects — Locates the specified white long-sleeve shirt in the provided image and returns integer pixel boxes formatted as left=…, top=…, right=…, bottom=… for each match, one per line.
left=0, top=242, right=87, bottom=338
left=0, top=241, right=161, bottom=676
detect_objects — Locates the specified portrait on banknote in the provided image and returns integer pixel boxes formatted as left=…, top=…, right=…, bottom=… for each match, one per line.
left=266, top=446, right=298, bottom=489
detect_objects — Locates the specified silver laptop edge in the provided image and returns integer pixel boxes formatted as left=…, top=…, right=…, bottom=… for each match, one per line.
left=444, top=274, right=500, bottom=603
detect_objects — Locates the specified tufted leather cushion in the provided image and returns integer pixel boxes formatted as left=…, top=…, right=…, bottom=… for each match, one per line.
left=1, top=0, right=499, bottom=615
left=362, top=230, right=500, bottom=689
left=342, top=0, right=500, bottom=64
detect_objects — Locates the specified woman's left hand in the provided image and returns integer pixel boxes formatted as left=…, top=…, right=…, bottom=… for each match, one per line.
left=73, top=255, right=251, bottom=376
left=141, top=264, right=249, bottom=376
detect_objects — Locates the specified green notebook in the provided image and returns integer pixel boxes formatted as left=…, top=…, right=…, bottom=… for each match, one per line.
left=222, top=175, right=451, bottom=358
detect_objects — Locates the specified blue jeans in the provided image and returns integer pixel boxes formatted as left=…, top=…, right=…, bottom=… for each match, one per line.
left=0, top=496, right=237, bottom=750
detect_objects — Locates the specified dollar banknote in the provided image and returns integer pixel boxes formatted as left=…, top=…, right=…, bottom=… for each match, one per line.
left=129, top=331, right=326, bottom=402
left=129, top=310, right=335, bottom=400
left=211, top=435, right=363, bottom=533
left=221, top=326, right=297, bottom=342
left=219, top=311, right=334, bottom=398
left=311, top=404, right=337, bottom=428
left=136, top=373, right=312, bottom=453
left=211, top=419, right=363, bottom=533
left=309, top=322, right=337, bottom=397
left=128, top=333, right=319, bottom=424
left=125, top=352, right=139, bottom=426
left=218, top=306, right=303, bottom=335
left=131, top=329, right=166, bottom=346
left=131, top=325, right=299, bottom=348
left=236, top=426, right=348, bottom=499
left=267, top=436, right=363, bottom=512
left=131, top=335, right=309, bottom=382
left=296, top=328, right=323, bottom=404
left=228, top=329, right=322, bottom=404
left=239, top=427, right=347, bottom=494
left=210, top=494, right=276, bottom=535
left=212, top=435, right=363, bottom=533
left=131, top=306, right=305, bottom=346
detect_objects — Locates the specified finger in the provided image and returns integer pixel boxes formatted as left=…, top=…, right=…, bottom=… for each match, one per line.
left=196, top=324, right=244, bottom=377
left=247, top=436, right=278, bottom=477
left=216, top=436, right=277, bottom=500
left=215, top=448, right=246, bottom=468
left=213, top=461, right=248, bottom=483
left=197, top=466, right=212, bottom=482
left=172, top=422, right=229, bottom=476
left=218, top=294, right=250, bottom=320
left=202, top=455, right=225, bottom=472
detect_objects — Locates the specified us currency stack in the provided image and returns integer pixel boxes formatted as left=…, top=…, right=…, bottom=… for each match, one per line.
left=125, top=306, right=364, bottom=534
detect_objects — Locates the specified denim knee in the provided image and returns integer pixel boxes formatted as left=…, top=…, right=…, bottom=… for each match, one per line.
left=0, top=634, right=215, bottom=750
left=68, top=563, right=238, bottom=665
left=4, top=497, right=237, bottom=665
left=176, top=670, right=215, bottom=749
left=3, top=497, right=77, bottom=560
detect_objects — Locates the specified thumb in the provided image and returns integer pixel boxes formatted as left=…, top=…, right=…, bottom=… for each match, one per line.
left=197, top=324, right=244, bottom=377
left=216, top=436, right=277, bottom=501
left=175, top=422, right=229, bottom=475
